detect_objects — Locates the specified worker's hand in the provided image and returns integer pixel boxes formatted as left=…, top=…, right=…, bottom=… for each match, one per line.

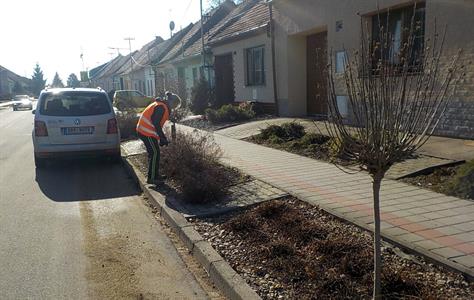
left=159, top=137, right=169, bottom=147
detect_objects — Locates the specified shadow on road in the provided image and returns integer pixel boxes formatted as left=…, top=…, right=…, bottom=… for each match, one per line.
left=35, top=158, right=140, bottom=202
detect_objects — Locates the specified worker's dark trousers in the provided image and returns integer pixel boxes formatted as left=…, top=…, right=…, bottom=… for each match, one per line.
left=138, top=133, right=160, bottom=182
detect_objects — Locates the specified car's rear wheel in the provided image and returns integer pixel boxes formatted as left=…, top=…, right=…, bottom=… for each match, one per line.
left=34, top=156, right=48, bottom=168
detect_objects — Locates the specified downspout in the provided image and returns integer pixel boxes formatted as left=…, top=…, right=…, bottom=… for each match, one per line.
left=268, top=0, right=280, bottom=116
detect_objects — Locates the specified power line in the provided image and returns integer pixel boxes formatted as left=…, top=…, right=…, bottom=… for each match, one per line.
left=182, top=0, right=194, bottom=19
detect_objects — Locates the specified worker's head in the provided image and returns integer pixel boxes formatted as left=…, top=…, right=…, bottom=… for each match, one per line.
left=164, top=91, right=181, bottom=111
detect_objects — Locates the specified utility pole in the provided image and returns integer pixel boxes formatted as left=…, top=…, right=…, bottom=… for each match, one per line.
left=200, top=0, right=205, bottom=79
left=124, top=37, right=135, bottom=89
left=268, top=0, right=280, bottom=116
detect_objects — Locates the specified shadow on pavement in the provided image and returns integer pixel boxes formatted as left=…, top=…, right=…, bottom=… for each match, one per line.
left=35, top=158, right=140, bottom=202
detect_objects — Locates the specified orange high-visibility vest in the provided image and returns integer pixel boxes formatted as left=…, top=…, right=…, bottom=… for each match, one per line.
left=136, top=101, right=169, bottom=139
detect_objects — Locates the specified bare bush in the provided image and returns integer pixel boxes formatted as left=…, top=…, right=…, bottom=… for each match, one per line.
left=325, top=5, right=464, bottom=298
left=160, top=130, right=234, bottom=203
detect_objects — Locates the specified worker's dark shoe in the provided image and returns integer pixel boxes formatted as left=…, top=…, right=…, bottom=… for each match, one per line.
left=147, top=175, right=167, bottom=185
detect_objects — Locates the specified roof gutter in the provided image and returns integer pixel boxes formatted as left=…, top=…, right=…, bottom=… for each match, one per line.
left=207, top=24, right=268, bottom=47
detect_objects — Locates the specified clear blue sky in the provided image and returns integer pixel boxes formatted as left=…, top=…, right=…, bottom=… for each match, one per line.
left=1, top=0, right=213, bottom=83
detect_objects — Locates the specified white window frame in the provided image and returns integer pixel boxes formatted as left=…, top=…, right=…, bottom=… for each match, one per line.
left=246, top=46, right=265, bottom=86
left=335, top=50, right=347, bottom=74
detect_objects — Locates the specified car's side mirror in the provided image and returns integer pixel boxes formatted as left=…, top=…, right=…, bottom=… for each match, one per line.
left=32, top=109, right=36, bottom=114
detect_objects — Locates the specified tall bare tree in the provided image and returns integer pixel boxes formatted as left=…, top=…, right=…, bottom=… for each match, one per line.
left=326, top=4, right=465, bottom=299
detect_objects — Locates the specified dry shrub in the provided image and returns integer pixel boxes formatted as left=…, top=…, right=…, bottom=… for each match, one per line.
left=381, top=267, right=424, bottom=299
left=225, top=214, right=258, bottom=232
left=160, top=131, right=233, bottom=203
left=254, top=200, right=287, bottom=219
left=116, top=109, right=138, bottom=140
left=264, top=239, right=295, bottom=258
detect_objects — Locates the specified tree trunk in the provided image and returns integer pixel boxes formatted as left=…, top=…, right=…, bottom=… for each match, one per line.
left=372, top=173, right=383, bottom=300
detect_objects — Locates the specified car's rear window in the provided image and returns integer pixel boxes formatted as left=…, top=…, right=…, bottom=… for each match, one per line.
left=14, top=95, right=29, bottom=100
left=39, top=91, right=111, bottom=116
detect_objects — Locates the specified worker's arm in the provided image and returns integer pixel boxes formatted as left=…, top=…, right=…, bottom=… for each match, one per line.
left=150, top=106, right=167, bottom=140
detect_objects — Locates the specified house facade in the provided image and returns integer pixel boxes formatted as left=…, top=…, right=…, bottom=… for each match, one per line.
left=0, top=65, right=31, bottom=99
left=90, top=54, right=132, bottom=92
left=208, top=0, right=276, bottom=110
left=273, top=0, right=474, bottom=138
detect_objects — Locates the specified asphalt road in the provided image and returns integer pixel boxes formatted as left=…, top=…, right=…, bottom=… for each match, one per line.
left=0, top=107, right=210, bottom=299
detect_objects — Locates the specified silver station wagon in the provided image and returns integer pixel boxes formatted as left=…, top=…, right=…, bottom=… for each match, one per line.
left=32, top=88, right=121, bottom=168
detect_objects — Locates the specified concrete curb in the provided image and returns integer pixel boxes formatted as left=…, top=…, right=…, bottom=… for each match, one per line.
left=121, top=149, right=261, bottom=300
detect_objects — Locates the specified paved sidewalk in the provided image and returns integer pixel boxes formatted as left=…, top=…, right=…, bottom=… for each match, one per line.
left=181, top=124, right=474, bottom=278
left=215, top=118, right=474, bottom=161
left=215, top=118, right=473, bottom=179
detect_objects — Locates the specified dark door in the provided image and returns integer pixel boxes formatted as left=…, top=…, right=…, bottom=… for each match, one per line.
left=307, top=31, right=328, bottom=116
left=214, top=54, right=235, bottom=106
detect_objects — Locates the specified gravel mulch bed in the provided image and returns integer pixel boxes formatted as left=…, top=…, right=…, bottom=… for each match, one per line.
left=191, top=198, right=474, bottom=299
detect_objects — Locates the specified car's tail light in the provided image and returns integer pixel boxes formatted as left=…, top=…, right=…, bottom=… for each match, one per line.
left=107, top=118, right=118, bottom=134
left=35, top=121, right=48, bottom=136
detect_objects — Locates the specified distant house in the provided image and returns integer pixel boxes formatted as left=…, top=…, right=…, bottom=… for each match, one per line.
left=273, top=0, right=474, bottom=138
left=116, top=37, right=165, bottom=96
left=142, top=25, right=194, bottom=97
left=90, top=54, right=134, bottom=92
left=155, top=1, right=235, bottom=102
left=0, top=65, right=31, bottom=99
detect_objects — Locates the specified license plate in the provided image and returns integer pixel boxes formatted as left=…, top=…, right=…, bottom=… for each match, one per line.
left=61, top=127, right=94, bottom=135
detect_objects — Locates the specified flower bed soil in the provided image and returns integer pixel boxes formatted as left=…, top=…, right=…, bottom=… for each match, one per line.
left=400, top=163, right=473, bottom=201
left=190, top=198, right=473, bottom=299
left=244, top=134, right=354, bottom=167
left=400, top=165, right=460, bottom=195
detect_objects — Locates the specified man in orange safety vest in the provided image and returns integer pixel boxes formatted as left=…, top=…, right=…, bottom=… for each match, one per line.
left=136, top=95, right=173, bottom=184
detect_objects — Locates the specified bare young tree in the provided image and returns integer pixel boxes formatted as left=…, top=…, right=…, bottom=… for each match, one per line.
left=326, top=4, right=465, bottom=299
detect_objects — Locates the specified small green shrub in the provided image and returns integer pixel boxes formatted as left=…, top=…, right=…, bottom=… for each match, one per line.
left=301, top=133, right=331, bottom=145
left=259, top=125, right=287, bottom=140
left=190, top=78, right=213, bottom=114
left=281, top=122, right=306, bottom=140
left=259, top=122, right=306, bottom=142
left=268, top=135, right=285, bottom=144
left=444, top=160, right=474, bottom=199
left=205, top=103, right=255, bottom=124
left=328, top=138, right=347, bottom=160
